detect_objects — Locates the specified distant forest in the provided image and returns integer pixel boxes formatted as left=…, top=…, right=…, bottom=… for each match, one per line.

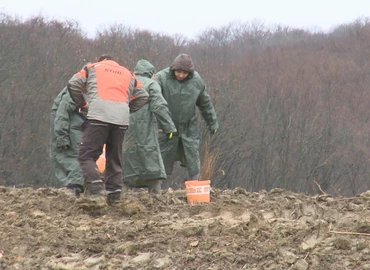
left=1, top=12, right=370, bottom=196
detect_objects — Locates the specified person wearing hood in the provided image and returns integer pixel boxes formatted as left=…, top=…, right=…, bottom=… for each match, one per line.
left=155, top=53, right=219, bottom=187
left=121, top=59, right=177, bottom=195
left=50, top=86, right=88, bottom=197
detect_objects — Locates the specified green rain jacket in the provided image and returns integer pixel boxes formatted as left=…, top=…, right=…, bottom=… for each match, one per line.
left=155, top=54, right=219, bottom=177
left=50, top=87, right=86, bottom=187
left=122, top=60, right=177, bottom=187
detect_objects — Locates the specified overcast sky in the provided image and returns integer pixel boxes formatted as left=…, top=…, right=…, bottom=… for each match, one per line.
left=1, top=0, right=370, bottom=38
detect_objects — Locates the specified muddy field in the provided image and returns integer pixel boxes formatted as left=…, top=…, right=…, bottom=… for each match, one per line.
left=1, top=185, right=370, bottom=270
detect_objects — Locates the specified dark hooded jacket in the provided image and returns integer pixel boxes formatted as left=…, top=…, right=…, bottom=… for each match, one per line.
left=122, top=60, right=176, bottom=186
left=155, top=53, right=219, bottom=177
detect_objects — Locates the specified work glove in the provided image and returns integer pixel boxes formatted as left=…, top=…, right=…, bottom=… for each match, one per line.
left=167, top=132, right=174, bottom=140
left=210, top=128, right=217, bottom=135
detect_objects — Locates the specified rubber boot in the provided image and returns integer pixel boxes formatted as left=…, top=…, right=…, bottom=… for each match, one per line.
left=66, top=184, right=84, bottom=198
left=122, top=182, right=130, bottom=192
left=147, top=179, right=162, bottom=196
left=85, top=180, right=105, bottom=198
left=107, top=189, right=121, bottom=205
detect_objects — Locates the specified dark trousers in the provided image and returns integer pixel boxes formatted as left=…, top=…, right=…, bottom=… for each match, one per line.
left=78, top=119, right=127, bottom=191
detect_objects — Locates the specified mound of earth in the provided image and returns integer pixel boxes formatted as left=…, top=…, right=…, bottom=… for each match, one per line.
left=1, top=186, right=370, bottom=269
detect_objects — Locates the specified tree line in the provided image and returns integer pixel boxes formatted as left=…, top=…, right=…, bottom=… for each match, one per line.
left=1, top=13, right=370, bottom=196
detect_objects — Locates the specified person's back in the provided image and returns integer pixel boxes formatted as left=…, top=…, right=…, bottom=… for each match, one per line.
left=69, top=57, right=147, bottom=126
left=68, top=54, right=149, bottom=203
left=50, top=87, right=86, bottom=195
left=50, top=88, right=68, bottom=186
left=122, top=59, right=176, bottom=194
left=50, top=89, right=67, bottom=158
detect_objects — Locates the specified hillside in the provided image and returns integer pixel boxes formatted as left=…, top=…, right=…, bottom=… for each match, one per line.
left=1, top=186, right=370, bottom=269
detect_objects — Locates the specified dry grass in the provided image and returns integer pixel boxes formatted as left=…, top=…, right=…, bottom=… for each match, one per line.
left=200, top=138, right=220, bottom=180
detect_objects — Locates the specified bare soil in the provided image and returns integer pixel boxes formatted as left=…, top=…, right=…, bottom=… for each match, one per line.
left=1, top=186, right=370, bottom=269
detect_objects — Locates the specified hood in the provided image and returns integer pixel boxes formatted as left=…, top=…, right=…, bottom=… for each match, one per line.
left=134, top=59, right=155, bottom=78
left=170, top=53, right=194, bottom=74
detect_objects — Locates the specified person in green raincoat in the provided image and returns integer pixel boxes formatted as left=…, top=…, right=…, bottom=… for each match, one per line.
left=50, top=87, right=87, bottom=197
left=155, top=53, right=219, bottom=183
left=122, top=59, right=177, bottom=195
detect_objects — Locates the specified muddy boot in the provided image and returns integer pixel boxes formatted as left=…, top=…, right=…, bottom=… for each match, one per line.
left=122, top=182, right=130, bottom=193
left=107, top=189, right=121, bottom=205
left=85, top=180, right=105, bottom=198
left=148, top=179, right=162, bottom=196
left=66, top=184, right=84, bottom=198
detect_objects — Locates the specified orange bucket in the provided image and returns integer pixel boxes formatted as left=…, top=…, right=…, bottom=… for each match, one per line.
left=96, top=145, right=106, bottom=174
left=185, top=180, right=211, bottom=205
